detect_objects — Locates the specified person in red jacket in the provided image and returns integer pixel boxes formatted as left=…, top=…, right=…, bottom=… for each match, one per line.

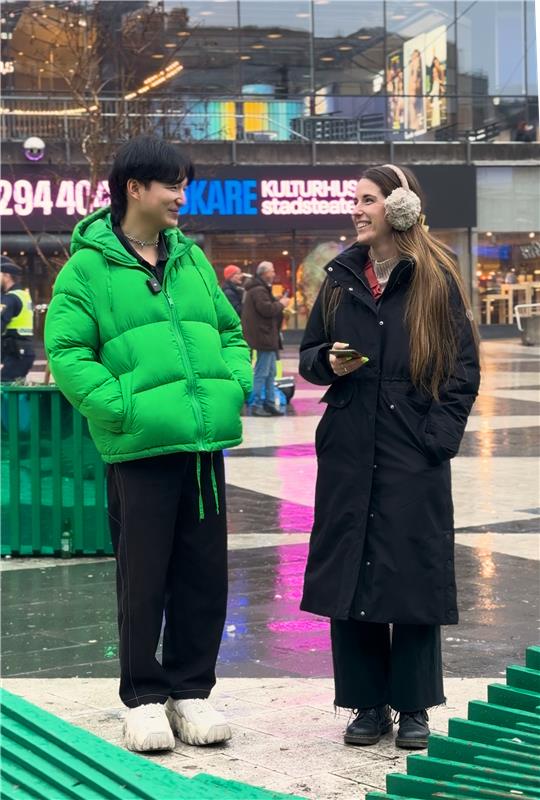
left=241, top=261, right=289, bottom=416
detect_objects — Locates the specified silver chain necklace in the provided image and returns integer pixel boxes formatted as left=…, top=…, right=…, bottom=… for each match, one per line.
left=124, top=232, right=159, bottom=248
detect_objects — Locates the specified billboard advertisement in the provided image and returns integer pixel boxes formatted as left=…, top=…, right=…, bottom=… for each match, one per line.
left=396, top=24, right=447, bottom=138
left=0, top=164, right=476, bottom=234
left=424, top=25, right=447, bottom=130
left=404, top=32, right=427, bottom=138
left=386, top=50, right=405, bottom=133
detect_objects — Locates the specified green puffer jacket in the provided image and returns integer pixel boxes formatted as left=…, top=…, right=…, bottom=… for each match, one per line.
left=45, top=208, right=252, bottom=463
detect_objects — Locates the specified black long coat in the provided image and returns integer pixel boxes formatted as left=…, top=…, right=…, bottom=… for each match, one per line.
left=299, top=244, right=480, bottom=625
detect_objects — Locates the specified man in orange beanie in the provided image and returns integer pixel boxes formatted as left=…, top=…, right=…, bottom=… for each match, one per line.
left=221, top=264, right=245, bottom=316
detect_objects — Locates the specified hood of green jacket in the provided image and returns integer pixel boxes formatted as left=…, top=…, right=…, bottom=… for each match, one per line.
left=70, top=206, right=195, bottom=266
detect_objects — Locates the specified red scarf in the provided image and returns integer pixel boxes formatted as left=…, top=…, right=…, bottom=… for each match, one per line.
left=364, top=260, right=383, bottom=301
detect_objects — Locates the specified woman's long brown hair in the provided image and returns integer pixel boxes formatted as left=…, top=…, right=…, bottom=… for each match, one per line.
left=323, top=165, right=480, bottom=400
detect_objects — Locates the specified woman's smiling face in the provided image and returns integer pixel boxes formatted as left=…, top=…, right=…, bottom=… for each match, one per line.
left=351, top=178, right=393, bottom=246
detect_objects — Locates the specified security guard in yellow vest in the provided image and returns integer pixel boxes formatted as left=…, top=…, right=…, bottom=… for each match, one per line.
left=1, top=255, right=35, bottom=382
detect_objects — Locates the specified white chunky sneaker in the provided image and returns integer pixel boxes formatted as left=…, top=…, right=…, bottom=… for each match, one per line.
left=166, top=698, right=232, bottom=746
left=123, top=703, right=175, bottom=752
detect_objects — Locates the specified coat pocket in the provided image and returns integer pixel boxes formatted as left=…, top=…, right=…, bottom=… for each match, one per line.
left=118, top=372, right=134, bottom=434
left=382, top=386, right=432, bottom=458
left=320, top=379, right=356, bottom=408
left=316, top=380, right=356, bottom=455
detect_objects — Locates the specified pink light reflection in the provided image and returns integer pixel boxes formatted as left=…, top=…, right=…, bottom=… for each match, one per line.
left=265, top=542, right=332, bottom=665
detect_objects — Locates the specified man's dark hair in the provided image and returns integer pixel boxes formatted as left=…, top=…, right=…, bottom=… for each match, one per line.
left=108, top=136, right=194, bottom=223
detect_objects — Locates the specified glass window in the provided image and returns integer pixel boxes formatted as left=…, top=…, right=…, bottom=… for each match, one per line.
left=238, top=1, right=312, bottom=97
left=313, top=1, right=384, bottom=96
left=477, top=167, right=540, bottom=233
left=385, top=2, right=455, bottom=138
left=526, top=0, right=537, bottom=95
left=162, top=2, right=241, bottom=95
left=457, top=1, right=526, bottom=96
left=475, top=232, right=540, bottom=325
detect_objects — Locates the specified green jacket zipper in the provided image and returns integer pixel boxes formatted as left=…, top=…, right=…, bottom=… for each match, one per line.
left=103, top=247, right=206, bottom=451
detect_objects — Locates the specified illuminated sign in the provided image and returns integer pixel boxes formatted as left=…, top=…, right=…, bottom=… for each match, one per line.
left=477, top=245, right=511, bottom=259
left=0, top=179, right=110, bottom=217
left=181, top=178, right=357, bottom=218
left=182, top=179, right=257, bottom=215
left=0, top=165, right=476, bottom=232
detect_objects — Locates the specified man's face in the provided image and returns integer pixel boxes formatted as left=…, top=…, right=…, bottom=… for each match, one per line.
left=130, top=177, right=188, bottom=230
left=1, top=273, right=12, bottom=292
left=262, top=266, right=275, bottom=284
left=231, top=271, right=243, bottom=286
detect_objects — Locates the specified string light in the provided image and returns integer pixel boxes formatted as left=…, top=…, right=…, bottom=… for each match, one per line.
left=124, top=61, right=183, bottom=100
left=1, top=104, right=99, bottom=116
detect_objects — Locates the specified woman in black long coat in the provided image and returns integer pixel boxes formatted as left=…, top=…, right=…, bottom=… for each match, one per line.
left=299, top=164, right=480, bottom=750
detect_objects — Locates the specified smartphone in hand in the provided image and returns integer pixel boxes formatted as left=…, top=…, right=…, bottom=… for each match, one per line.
left=329, top=348, right=367, bottom=361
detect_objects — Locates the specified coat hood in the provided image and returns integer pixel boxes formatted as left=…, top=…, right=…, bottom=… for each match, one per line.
left=70, top=206, right=195, bottom=265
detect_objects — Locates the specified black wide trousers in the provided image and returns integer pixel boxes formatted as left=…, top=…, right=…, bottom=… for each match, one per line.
left=331, top=619, right=445, bottom=712
left=107, top=451, right=228, bottom=708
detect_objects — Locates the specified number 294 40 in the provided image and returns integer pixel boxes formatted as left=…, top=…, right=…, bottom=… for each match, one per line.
left=0, top=179, right=110, bottom=217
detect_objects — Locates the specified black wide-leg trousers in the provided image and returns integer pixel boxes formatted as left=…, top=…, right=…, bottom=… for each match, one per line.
left=331, top=619, right=445, bottom=712
left=107, top=451, right=228, bottom=708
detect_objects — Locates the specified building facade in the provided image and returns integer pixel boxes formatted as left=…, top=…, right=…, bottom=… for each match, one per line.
left=1, top=0, right=539, bottom=334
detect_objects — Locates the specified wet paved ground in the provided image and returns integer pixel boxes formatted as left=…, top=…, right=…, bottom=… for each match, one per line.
left=2, top=339, right=539, bottom=798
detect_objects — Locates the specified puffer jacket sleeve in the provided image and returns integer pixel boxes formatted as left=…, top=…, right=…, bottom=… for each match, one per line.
left=44, top=260, right=124, bottom=431
left=424, top=280, right=481, bottom=463
left=299, top=280, right=339, bottom=386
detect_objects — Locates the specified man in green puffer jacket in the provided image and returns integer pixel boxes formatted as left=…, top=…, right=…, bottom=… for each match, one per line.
left=45, top=136, right=252, bottom=753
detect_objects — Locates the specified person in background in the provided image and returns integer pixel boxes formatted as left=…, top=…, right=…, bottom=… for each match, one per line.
left=45, top=136, right=252, bottom=753
left=242, top=261, right=289, bottom=417
left=221, top=264, right=245, bottom=316
left=299, top=164, right=480, bottom=750
left=1, top=255, right=35, bottom=383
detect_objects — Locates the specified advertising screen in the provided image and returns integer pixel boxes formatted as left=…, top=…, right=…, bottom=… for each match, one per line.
left=0, top=164, right=476, bottom=233
left=401, top=25, right=447, bottom=138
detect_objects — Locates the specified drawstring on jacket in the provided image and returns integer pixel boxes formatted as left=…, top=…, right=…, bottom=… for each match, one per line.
left=196, top=452, right=220, bottom=521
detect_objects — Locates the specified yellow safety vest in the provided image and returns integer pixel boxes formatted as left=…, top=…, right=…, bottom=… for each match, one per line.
left=4, top=288, right=33, bottom=336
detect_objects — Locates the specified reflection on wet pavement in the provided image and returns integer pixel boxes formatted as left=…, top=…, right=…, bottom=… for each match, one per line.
left=1, top=340, right=538, bottom=687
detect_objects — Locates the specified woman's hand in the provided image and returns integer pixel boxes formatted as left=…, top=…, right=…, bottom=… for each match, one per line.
left=329, top=342, right=368, bottom=377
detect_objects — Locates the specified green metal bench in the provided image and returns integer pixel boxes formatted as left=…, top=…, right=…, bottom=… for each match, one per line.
left=367, top=646, right=540, bottom=800
left=0, top=688, right=306, bottom=799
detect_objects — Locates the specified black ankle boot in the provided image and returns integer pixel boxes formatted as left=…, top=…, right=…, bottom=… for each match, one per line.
left=395, top=709, right=430, bottom=749
left=344, top=705, right=392, bottom=746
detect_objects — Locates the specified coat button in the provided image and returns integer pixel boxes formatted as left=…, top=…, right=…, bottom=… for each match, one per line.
left=366, top=561, right=371, bottom=566
left=379, top=320, right=384, bottom=326
left=360, top=611, right=366, bottom=616
left=328, top=266, right=333, bottom=272
left=348, top=287, right=354, bottom=292
left=373, top=464, right=378, bottom=469
left=389, top=404, right=395, bottom=410
left=369, top=512, right=374, bottom=518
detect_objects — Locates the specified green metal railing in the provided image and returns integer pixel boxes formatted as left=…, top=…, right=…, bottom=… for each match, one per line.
left=367, top=645, right=540, bottom=800
left=1, top=386, right=112, bottom=557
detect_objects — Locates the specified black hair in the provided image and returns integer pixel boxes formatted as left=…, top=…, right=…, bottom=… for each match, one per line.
left=108, top=135, right=194, bottom=223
